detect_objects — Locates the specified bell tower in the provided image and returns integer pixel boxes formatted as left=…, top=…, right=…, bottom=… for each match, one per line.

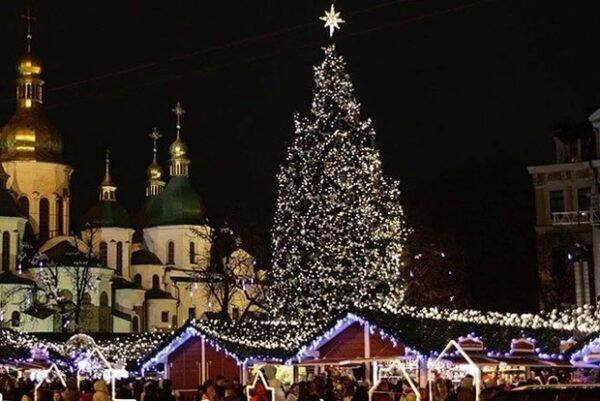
left=0, top=10, right=73, bottom=240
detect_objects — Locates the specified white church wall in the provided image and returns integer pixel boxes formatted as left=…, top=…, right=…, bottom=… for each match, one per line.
left=112, top=315, right=131, bottom=333
left=82, top=227, right=134, bottom=277
left=147, top=298, right=177, bottom=330
left=0, top=216, right=27, bottom=271
left=2, top=160, right=72, bottom=237
left=143, top=225, right=211, bottom=269
left=131, top=264, right=165, bottom=290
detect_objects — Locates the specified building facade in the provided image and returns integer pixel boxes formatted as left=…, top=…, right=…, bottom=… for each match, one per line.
left=0, top=29, right=263, bottom=333
left=527, top=115, right=600, bottom=309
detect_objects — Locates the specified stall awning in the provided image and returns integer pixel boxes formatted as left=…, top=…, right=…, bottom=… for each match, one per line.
left=442, top=355, right=499, bottom=366
left=295, top=356, right=414, bottom=367
left=497, top=356, right=571, bottom=368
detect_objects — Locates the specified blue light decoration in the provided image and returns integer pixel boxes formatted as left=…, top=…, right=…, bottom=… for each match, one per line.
left=571, top=334, right=600, bottom=367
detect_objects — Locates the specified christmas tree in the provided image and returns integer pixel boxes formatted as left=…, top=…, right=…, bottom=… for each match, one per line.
left=269, top=43, right=408, bottom=321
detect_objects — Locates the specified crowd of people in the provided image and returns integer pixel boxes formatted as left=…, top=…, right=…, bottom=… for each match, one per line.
left=0, top=372, right=388, bottom=401
left=0, top=376, right=113, bottom=401
left=2, top=367, right=600, bottom=401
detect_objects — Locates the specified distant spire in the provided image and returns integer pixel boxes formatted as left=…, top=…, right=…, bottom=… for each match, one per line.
left=146, top=128, right=165, bottom=197
left=16, top=8, right=43, bottom=110
left=21, top=8, right=36, bottom=54
left=100, top=149, right=117, bottom=201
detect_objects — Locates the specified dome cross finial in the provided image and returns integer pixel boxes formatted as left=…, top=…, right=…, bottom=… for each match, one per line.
left=105, top=148, right=111, bottom=175
left=149, top=128, right=162, bottom=162
left=21, top=8, right=36, bottom=54
left=171, top=101, right=185, bottom=139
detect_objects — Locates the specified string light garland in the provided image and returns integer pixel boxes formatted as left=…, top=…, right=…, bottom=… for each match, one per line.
left=3, top=303, right=599, bottom=372
left=0, top=329, right=170, bottom=370
left=140, top=306, right=598, bottom=370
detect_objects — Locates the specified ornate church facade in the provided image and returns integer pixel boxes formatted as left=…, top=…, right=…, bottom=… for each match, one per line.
left=0, top=29, right=262, bottom=333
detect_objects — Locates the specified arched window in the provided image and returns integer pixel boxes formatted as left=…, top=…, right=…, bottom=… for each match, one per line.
left=82, top=293, right=92, bottom=305
left=100, top=291, right=109, bottom=307
left=99, top=242, right=108, bottom=267
left=11, top=311, right=20, bottom=327
left=132, top=316, right=139, bottom=332
left=19, top=197, right=29, bottom=216
left=39, top=198, right=49, bottom=240
left=152, top=274, right=160, bottom=290
left=189, top=241, right=195, bottom=264
left=134, top=274, right=142, bottom=286
left=56, top=198, right=64, bottom=236
left=2, top=232, right=10, bottom=272
left=167, top=241, right=175, bottom=265
left=116, top=241, right=123, bottom=276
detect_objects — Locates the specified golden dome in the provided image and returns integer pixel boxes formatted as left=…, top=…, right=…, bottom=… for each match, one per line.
left=0, top=106, right=63, bottom=163
left=17, top=55, right=42, bottom=76
left=169, top=137, right=187, bottom=159
left=147, top=160, right=164, bottom=180
left=0, top=52, right=63, bottom=163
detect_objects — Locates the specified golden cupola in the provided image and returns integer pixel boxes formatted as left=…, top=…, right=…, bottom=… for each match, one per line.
left=0, top=16, right=63, bottom=163
left=169, top=101, right=190, bottom=177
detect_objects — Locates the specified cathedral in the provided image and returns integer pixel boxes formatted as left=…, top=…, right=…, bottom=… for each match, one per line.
left=0, top=26, right=261, bottom=333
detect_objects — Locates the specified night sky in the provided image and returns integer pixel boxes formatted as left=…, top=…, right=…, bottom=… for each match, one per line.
left=1, top=1, right=599, bottom=312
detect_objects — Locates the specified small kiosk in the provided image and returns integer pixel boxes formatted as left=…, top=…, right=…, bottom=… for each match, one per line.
left=428, top=337, right=484, bottom=401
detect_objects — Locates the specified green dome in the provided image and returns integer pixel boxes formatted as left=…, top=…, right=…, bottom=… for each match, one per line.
left=131, top=249, right=162, bottom=265
left=0, top=189, right=25, bottom=219
left=145, top=176, right=205, bottom=227
left=83, top=200, right=131, bottom=228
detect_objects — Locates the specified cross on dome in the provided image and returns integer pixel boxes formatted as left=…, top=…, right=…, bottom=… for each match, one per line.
left=149, top=127, right=162, bottom=161
left=22, top=8, right=36, bottom=53
left=171, top=101, right=186, bottom=138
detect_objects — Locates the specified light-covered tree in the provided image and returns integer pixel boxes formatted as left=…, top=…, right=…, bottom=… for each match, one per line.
left=268, top=45, right=408, bottom=321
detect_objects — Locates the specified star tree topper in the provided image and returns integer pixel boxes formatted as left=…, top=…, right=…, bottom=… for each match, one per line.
left=320, top=3, right=345, bottom=38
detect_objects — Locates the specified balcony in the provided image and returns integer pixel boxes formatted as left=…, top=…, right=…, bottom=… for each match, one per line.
left=552, top=211, right=592, bottom=225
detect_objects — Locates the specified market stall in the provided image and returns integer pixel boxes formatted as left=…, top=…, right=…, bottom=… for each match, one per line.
left=76, top=348, right=130, bottom=401
left=32, top=364, right=66, bottom=401
left=292, top=314, right=407, bottom=383
left=428, top=337, right=483, bottom=401
left=490, top=337, right=572, bottom=385
left=369, top=359, right=421, bottom=401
